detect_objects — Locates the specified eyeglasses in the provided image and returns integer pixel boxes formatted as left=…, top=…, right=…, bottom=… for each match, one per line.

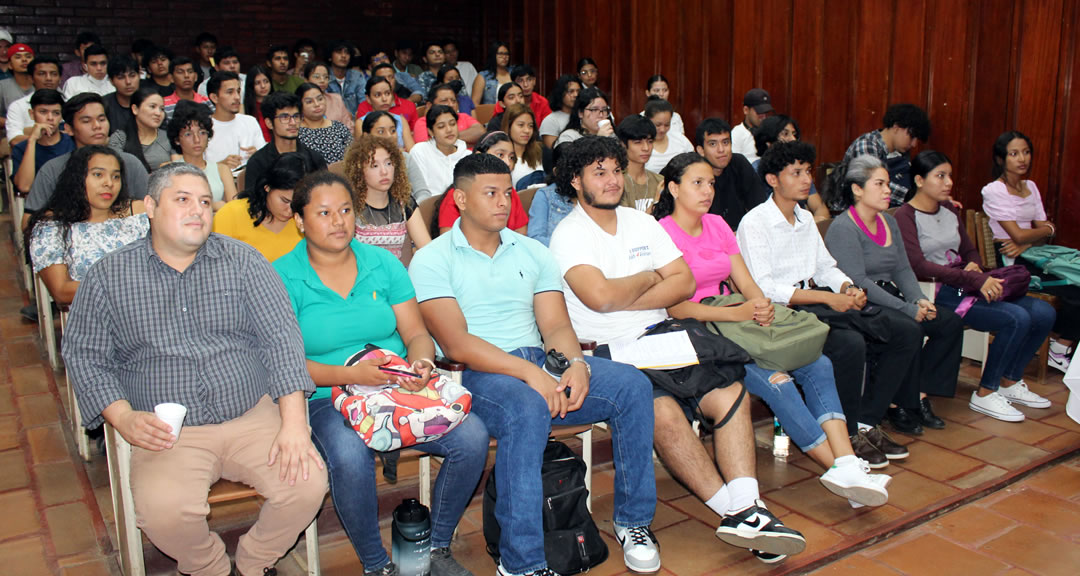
left=585, top=107, right=611, bottom=115
left=274, top=114, right=302, bottom=123
left=309, top=74, right=329, bottom=80
left=180, top=129, right=210, bottom=140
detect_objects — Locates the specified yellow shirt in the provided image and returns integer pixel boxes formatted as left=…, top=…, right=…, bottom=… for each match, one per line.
left=212, top=198, right=303, bottom=262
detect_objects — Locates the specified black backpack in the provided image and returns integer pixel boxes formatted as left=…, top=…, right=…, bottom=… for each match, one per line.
left=483, top=440, right=608, bottom=574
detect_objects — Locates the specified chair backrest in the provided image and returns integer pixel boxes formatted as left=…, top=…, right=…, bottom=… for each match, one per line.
left=518, top=187, right=537, bottom=215
left=475, top=104, right=496, bottom=125
left=973, top=211, right=999, bottom=269
left=415, top=104, right=429, bottom=121
left=235, top=169, right=246, bottom=194
left=328, top=160, right=346, bottom=177
left=417, top=194, right=442, bottom=237
left=816, top=217, right=833, bottom=238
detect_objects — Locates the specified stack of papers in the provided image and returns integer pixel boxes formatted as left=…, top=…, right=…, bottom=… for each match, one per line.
left=608, top=331, right=699, bottom=370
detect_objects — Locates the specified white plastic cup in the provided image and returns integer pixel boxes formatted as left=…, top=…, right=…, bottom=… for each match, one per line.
left=154, top=403, right=188, bottom=439
left=598, top=119, right=611, bottom=130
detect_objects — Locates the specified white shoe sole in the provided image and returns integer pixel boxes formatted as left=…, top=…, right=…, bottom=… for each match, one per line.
left=820, top=475, right=890, bottom=507
left=621, top=554, right=661, bottom=574
left=714, top=526, right=807, bottom=556
left=968, top=401, right=1025, bottom=422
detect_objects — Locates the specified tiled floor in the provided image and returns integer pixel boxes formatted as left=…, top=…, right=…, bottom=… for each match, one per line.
left=1, top=210, right=1078, bottom=576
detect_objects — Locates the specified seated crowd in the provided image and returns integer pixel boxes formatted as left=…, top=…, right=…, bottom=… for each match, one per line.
left=3, top=26, right=1077, bottom=576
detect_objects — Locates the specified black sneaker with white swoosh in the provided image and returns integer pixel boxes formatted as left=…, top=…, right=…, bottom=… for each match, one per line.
left=714, top=500, right=806, bottom=556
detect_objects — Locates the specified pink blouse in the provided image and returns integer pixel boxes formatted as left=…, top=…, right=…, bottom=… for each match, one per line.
left=659, top=214, right=741, bottom=302
left=981, top=180, right=1047, bottom=240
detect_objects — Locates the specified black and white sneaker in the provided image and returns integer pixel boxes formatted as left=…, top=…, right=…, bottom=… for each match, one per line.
left=715, top=500, right=806, bottom=556
left=496, top=565, right=561, bottom=576
left=750, top=549, right=787, bottom=564
left=614, top=525, right=661, bottom=573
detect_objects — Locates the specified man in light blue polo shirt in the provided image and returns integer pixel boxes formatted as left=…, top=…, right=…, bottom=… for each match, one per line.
left=409, top=154, right=660, bottom=576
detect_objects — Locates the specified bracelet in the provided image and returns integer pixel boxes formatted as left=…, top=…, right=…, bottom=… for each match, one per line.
left=415, top=358, right=436, bottom=371
left=1046, top=223, right=1056, bottom=237
left=569, top=357, right=591, bottom=377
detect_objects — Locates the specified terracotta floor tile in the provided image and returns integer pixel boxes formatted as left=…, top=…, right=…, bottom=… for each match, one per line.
left=591, top=493, right=687, bottom=533
left=968, top=414, right=1064, bottom=445
left=1036, top=430, right=1080, bottom=452
left=0, top=489, right=42, bottom=540
left=0, top=415, right=18, bottom=450
left=890, top=440, right=984, bottom=482
left=0, top=537, right=53, bottom=576
left=932, top=395, right=985, bottom=425
left=27, top=424, right=70, bottom=464
left=0, top=385, right=15, bottom=415
left=1020, top=462, right=1080, bottom=499
left=960, top=437, right=1049, bottom=470
left=755, top=452, right=816, bottom=492
left=34, top=460, right=85, bottom=506
left=917, top=421, right=994, bottom=451
left=927, top=504, right=1017, bottom=546
left=666, top=494, right=721, bottom=527
left=988, top=488, right=1080, bottom=538
left=876, top=533, right=1009, bottom=575
left=17, top=393, right=61, bottom=428
left=7, top=341, right=45, bottom=369
left=981, top=525, right=1080, bottom=576
left=830, top=504, right=906, bottom=537
left=655, top=469, right=690, bottom=501
left=0, top=447, right=30, bottom=491
left=777, top=512, right=845, bottom=558
left=58, top=558, right=116, bottom=576
left=764, top=476, right=866, bottom=526
left=0, top=316, right=39, bottom=339
left=653, top=518, right=750, bottom=575
left=47, top=501, right=100, bottom=556
left=1041, top=411, right=1080, bottom=433
left=881, top=470, right=959, bottom=512
left=11, top=365, right=50, bottom=396
left=808, top=554, right=903, bottom=575
left=948, top=464, right=1009, bottom=490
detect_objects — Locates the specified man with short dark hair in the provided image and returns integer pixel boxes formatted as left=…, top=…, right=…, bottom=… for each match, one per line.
left=163, top=56, right=214, bottom=123
left=511, top=65, right=551, bottom=125
left=355, top=63, right=420, bottom=125
left=289, top=38, right=317, bottom=77
left=324, top=39, right=365, bottom=115
left=63, top=44, right=114, bottom=99
left=730, top=88, right=773, bottom=164
left=193, top=32, right=217, bottom=86
left=695, top=117, right=768, bottom=231
left=60, top=31, right=101, bottom=84
left=392, top=40, right=422, bottom=78
left=0, top=43, right=35, bottom=129
left=64, top=162, right=328, bottom=576
left=266, top=45, right=304, bottom=94
left=143, top=45, right=175, bottom=97
left=197, top=46, right=244, bottom=99
left=841, top=103, right=931, bottom=206
left=410, top=152, right=661, bottom=576
left=11, top=89, right=74, bottom=194
left=130, top=38, right=154, bottom=78
left=6, top=55, right=60, bottom=145
left=412, top=83, right=484, bottom=145
left=614, top=115, right=660, bottom=211
left=441, top=39, right=477, bottom=97
left=205, top=71, right=264, bottom=170
left=417, top=41, right=445, bottom=99
left=24, top=94, right=150, bottom=220
left=102, top=55, right=141, bottom=135
left=549, top=136, right=806, bottom=564
left=244, top=92, right=326, bottom=195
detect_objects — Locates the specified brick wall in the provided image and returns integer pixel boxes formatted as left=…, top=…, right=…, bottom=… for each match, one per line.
left=1, top=0, right=497, bottom=74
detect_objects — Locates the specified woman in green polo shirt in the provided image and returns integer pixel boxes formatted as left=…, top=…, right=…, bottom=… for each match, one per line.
left=273, top=170, right=487, bottom=576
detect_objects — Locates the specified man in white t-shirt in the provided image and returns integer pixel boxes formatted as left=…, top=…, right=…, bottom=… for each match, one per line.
left=730, top=88, right=773, bottom=164
left=197, top=46, right=245, bottom=101
left=205, top=71, right=265, bottom=171
left=61, top=45, right=115, bottom=99
left=548, top=135, right=806, bottom=562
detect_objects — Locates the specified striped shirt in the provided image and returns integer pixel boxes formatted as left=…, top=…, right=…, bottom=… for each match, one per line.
left=63, top=233, right=314, bottom=429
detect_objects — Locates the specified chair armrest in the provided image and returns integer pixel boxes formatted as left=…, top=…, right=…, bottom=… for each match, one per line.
left=579, top=340, right=597, bottom=352
left=435, top=357, right=465, bottom=372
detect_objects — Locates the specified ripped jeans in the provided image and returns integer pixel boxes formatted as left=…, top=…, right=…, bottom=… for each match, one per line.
left=742, top=356, right=845, bottom=451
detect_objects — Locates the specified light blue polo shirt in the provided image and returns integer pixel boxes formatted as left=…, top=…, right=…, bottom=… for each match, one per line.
left=409, top=220, right=563, bottom=353
left=274, top=239, right=415, bottom=400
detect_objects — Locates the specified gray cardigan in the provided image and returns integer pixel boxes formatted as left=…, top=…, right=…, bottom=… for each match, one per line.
left=824, top=211, right=924, bottom=318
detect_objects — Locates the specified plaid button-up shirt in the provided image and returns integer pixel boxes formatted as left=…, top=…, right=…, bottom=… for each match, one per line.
left=63, top=233, right=314, bottom=429
left=843, top=130, right=909, bottom=206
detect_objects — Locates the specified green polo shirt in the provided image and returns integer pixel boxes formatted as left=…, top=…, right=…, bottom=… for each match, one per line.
left=409, top=220, right=563, bottom=353
left=272, top=74, right=305, bottom=94
left=274, top=239, right=415, bottom=400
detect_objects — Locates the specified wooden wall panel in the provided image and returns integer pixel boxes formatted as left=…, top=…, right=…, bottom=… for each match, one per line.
left=512, top=0, right=1077, bottom=235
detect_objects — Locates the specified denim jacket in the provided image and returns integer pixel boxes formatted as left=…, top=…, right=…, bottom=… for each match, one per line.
left=527, top=184, right=574, bottom=247
left=327, top=69, right=368, bottom=116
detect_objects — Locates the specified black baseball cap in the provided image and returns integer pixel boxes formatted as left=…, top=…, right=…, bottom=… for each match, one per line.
left=743, top=88, right=774, bottom=114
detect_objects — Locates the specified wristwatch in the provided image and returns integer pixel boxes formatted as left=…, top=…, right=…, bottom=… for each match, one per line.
left=569, top=357, right=591, bottom=377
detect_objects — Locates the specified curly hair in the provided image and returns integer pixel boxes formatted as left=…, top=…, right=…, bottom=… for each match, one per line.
left=882, top=103, right=931, bottom=142
left=166, top=100, right=214, bottom=154
left=343, top=134, right=411, bottom=223
left=652, top=152, right=711, bottom=221
left=752, top=114, right=799, bottom=157
left=554, top=135, right=628, bottom=200
left=501, top=104, right=542, bottom=168
left=25, top=146, right=131, bottom=257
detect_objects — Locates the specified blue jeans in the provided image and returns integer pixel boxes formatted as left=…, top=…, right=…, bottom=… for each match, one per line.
left=463, top=347, right=656, bottom=574
left=308, top=397, right=489, bottom=571
left=934, top=291, right=1056, bottom=390
left=742, top=356, right=844, bottom=451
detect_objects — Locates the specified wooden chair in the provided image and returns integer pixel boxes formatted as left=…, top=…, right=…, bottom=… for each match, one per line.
left=34, top=275, right=60, bottom=371
left=58, top=305, right=92, bottom=461
left=419, top=341, right=600, bottom=511
left=327, top=161, right=345, bottom=177
left=235, top=169, right=246, bottom=195
left=104, top=421, right=322, bottom=576
left=474, top=104, right=496, bottom=125
left=517, top=187, right=537, bottom=215
left=417, top=194, right=442, bottom=235
left=7, top=157, right=34, bottom=297
left=415, top=104, right=429, bottom=121
left=816, top=216, right=832, bottom=238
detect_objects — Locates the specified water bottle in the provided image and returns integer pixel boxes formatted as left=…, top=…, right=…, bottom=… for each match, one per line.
left=392, top=498, right=432, bottom=576
left=772, top=417, right=790, bottom=460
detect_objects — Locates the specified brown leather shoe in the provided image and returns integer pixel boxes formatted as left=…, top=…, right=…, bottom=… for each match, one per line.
left=862, top=426, right=909, bottom=460
left=850, top=432, right=888, bottom=469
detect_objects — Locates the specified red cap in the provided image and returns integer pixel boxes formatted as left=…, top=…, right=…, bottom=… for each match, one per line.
left=7, top=43, right=33, bottom=59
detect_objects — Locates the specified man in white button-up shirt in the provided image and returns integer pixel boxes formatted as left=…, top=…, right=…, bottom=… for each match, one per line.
left=738, top=141, right=915, bottom=469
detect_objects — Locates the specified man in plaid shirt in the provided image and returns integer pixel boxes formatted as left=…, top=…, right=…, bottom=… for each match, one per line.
left=841, top=103, right=931, bottom=206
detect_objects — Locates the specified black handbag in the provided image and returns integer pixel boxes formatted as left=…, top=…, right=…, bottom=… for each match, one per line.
left=638, top=318, right=751, bottom=399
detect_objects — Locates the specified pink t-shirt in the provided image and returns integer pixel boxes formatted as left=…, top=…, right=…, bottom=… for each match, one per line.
left=659, top=213, right=740, bottom=302
left=980, top=180, right=1047, bottom=240
left=412, top=113, right=479, bottom=142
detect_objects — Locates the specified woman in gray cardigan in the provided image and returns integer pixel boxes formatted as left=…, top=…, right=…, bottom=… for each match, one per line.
left=825, top=155, right=964, bottom=433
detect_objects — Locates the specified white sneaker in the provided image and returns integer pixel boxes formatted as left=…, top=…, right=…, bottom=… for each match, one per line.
left=999, top=380, right=1051, bottom=409
left=819, top=458, right=890, bottom=507
left=1049, top=340, right=1072, bottom=374
left=969, top=390, right=1025, bottom=422
left=613, top=525, right=661, bottom=573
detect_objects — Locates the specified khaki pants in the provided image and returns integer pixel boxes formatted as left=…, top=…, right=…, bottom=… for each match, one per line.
left=130, top=395, right=328, bottom=576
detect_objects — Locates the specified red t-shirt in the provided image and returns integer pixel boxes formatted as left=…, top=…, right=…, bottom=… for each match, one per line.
left=356, top=95, right=419, bottom=128
left=412, top=113, right=480, bottom=142
left=438, top=187, right=529, bottom=231
left=493, top=92, right=552, bottom=126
